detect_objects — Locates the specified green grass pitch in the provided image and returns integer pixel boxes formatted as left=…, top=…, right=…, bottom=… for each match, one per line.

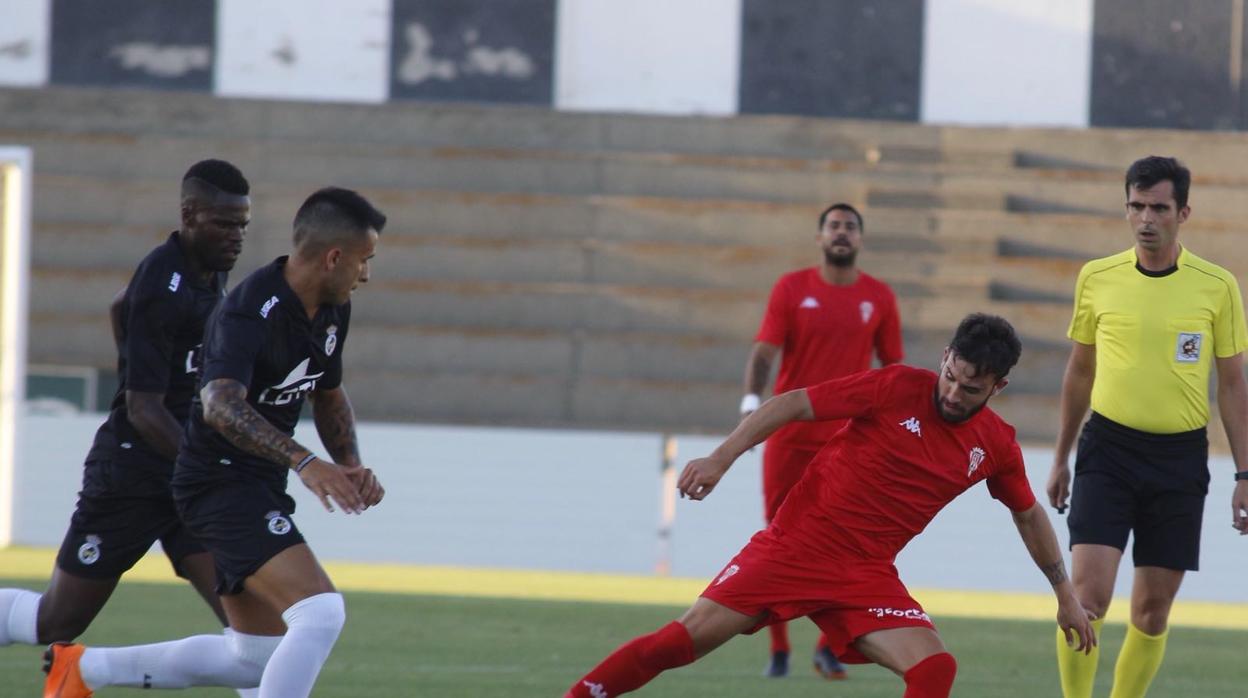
left=3, top=578, right=1244, bottom=696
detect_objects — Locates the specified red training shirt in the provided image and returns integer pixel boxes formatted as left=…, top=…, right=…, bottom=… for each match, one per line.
left=771, top=365, right=1036, bottom=562
left=756, top=268, right=903, bottom=449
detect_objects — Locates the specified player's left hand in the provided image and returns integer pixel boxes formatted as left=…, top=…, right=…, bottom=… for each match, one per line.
left=1232, top=481, right=1248, bottom=536
left=343, top=465, right=385, bottom=508
left=678, top=456, right=730, bottom=500
left=1057, top=598, right=1098, bottom=655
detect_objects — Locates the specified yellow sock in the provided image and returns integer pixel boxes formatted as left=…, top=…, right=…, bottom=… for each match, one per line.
left=1109, top=622, right=1168, bottom=698
left=1056, top=617, right=1104, bottom=698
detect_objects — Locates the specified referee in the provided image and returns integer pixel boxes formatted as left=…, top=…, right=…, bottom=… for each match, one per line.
left=1046, top=156, right=1248, bottom=698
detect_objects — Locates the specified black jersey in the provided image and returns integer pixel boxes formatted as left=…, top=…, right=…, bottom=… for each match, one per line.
left=174, top=256, right=350, bottom=489
left=87, top=232, right=226, bottom=469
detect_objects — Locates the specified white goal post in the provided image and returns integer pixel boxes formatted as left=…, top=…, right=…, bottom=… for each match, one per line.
left=0, top=146, right=32, bottom=547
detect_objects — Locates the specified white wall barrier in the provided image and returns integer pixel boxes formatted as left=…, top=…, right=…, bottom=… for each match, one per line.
left=10, top=412, right=1243, bottom=602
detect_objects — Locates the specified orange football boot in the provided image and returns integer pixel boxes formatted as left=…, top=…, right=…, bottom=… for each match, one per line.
left=43, top=642, right=93, bottom=698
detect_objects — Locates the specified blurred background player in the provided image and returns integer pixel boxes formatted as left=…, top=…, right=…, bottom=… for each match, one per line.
left=43, top=187, right=387, bottom=698
left=1046, top=156, right=1248, bottom=698
left=568, top=314, right=1094, bottom=698
left=740, top=202, right=903, bottom=678
left=0, top=160, right=255, bottom=697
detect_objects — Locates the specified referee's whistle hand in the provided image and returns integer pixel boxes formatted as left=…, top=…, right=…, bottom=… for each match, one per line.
left=1046, top=461, right=1072, bottom=513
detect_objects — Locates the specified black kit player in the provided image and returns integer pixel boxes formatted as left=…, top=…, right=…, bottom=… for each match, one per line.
left=0, top=160, right=258, bottom=697
left=45, top=187, right=386, bottom=698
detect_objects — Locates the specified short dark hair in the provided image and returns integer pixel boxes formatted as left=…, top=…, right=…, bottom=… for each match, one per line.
left=293, top=187, right=387, bottom=251
left=182, top=159, right=249, bottom=196
left=949, top=313, right=1022, bottom=380
left=818, top=203, right=863, bottom=231
left=1125, top=156, right=1190, bottom=209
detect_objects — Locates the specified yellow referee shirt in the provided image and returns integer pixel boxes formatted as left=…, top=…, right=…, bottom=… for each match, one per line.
left=1068, top=247, right=1248, bottom=433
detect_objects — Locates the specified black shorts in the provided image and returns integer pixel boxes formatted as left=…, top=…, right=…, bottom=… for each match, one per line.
left=174, top=479, right=305, bottom=595
left=56, top=456, right=206, bottom=579
left=1068, top=412, right=1209, bottom=571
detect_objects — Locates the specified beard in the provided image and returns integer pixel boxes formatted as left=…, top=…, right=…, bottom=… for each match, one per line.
left=932, top=388, right=987, bottom=423
left=824, top=248, right=858, bottom=268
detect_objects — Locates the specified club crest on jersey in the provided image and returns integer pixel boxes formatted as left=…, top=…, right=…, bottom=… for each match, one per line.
left=899, top=417, right=922, bottom=436
left=860, top=301, right=874, bottom=323
left=265, top=510, right=292, bottom=536
left=78, top=534, right=102, bottom=565
left=967, top=446, right=986, bottom=477
left=1175, top=332, right=1202, bottom=363
left=325, top=325, right=338, bottom=356
left=258, top=358, right=325, bottom=406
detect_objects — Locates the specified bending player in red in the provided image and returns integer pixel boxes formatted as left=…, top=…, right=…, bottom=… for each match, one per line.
left=565, top=314, right=1096, bottom=697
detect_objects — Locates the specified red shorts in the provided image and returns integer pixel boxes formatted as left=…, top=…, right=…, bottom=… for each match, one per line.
left=700, top=526, right=935, bottom=664
left=762, top=441, right=821, bottom=521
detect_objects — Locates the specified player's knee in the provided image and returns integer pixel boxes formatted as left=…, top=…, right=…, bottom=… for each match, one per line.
left=227, top=629, right=283, bottom=682
left=903, top=652, right=957, bottom=695
left=282, top=592, right=346, bottom=638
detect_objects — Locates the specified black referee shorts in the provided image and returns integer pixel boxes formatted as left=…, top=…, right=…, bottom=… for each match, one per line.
left=1067, top=412, right=1209, bottom=571
left=56, top=456, right=206, bottom=579
left=174, top=479, right=306, bottom=595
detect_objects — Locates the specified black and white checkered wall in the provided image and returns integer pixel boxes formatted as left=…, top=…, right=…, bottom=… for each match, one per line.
left=1, top=0, right=1244, bottom=131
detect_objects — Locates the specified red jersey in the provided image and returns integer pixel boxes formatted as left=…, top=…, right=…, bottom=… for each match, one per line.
left=756, top=268, right=903, bottom=449
left=771, top=364, right=1036, bottom=562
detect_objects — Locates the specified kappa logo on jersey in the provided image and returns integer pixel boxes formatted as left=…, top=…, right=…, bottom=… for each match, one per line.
left=257, top=358, right=325, bottom=406
left=582, top=680, right=609, bottom=698
left=899, top=417, right=922, bottom=437
left=860, top=300, right=874, bottom=323
left=967, top=446, right=986, bottom=477
left=265, top=510, right=292, bottom=536
left=77, top=534, right=102, bottom=565
left=167, top=271, right=182, bottom=292
left=259, top=295, right=280, bottom=318
left=1175, top=332, right=1202, bottom=363
left=325, top=324, right=338, bottom=356
left=867, top=606, right=931, bottom=622
left=715, top=563, right=740, bottom=585
left=799, top=296, right=820, bottom=309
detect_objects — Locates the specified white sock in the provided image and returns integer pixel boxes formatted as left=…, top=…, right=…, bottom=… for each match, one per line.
left=0, top=588, right=40, bottom=645
left=259, top=593, right=345, bottom=698
left=228, top=628, right=277, bottom=698
left=79, top=629, right=281, bottom=690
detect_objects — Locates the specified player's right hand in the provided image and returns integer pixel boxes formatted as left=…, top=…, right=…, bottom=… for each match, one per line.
left=678, top=456, right=729, bottom=500
left=1046, top=461, right=1071, bottom=514
left=299, top=458, right=365, bottom=514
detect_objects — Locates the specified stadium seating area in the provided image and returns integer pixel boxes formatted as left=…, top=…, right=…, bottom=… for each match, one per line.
left=6, top=85, right=1248, bottom=442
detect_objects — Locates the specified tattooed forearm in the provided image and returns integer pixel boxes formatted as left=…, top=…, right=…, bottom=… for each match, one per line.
left=201, top=379, right=311, bottom=470
left=311, top=386, right=361, bottom=467
left=1040, top=560, right=1068, bottom=586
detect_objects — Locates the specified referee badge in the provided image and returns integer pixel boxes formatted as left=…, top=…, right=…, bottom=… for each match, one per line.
left=325, top=325, right=338, bottom=357
left=77, top=534, right=102, bottom=565
left=1175, top=332, right=1202, bottom=363
left=265, top=510, right=292, bottom=536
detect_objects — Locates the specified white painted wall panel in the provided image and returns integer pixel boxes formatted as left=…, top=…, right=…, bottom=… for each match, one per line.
left=921, top=0, right=1093, bottom=127
left=215, top=0, right=390, bottom=103
left=0, top=0, right=50, bottom=87
left=555, top=0, right=741, bottom=115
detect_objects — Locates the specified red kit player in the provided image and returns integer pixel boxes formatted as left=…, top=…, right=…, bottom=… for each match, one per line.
left=566, top=314, right=1095, bottom=698
left=741, top=202, right=902, bottom=677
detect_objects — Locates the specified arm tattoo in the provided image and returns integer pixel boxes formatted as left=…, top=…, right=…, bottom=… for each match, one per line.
left=1040, top=560, right=1068, bottom=586
left=201, top=379, right=310, bottom=470
left=313, top=387, right=361, bottom=467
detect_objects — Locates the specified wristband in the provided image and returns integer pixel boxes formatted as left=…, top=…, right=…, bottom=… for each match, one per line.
left=1235, top=471, right=1248, bottom=482
left=294, top=453, right=316, bottom=473
left=739, top=394, right=761, bottom=414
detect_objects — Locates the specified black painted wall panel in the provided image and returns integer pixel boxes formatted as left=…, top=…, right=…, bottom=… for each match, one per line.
left=50, top=0, right=215, bottom=91
left=738, top=0, right=924, bottom=120
left=390, top=0, right=555, bottom=105
left=1091, top=0, right=1238, bottom=130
